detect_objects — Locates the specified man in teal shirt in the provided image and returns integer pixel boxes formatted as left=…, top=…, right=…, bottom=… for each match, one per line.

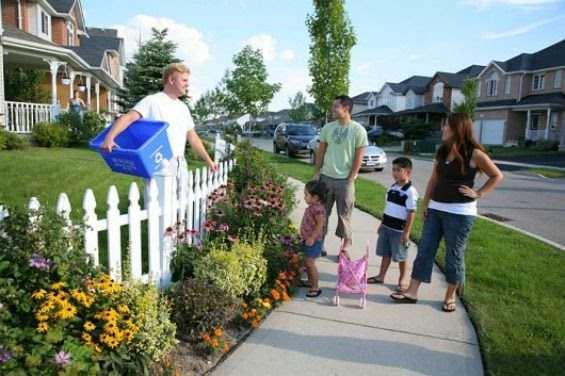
left=314, top=95, right=368, bottom=255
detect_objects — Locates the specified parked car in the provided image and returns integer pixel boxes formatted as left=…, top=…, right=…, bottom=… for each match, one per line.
left=367, top=125, right=383, bottom=143
left=308, top=135, right=387, bottom=171
left=273, top=123, right=317, bottom=157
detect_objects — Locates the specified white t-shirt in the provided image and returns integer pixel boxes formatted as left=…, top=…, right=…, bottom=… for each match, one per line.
left=132, top=92, right=195, bottom=157
left=382, top=182, right=419, bottom=231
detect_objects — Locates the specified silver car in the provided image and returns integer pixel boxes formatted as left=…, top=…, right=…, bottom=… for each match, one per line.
left=307, top=136, right=387, bottom=171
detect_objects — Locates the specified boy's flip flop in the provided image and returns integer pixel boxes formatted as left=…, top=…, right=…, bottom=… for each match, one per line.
left=306, top=289, right=322, bottom=298
left=390, top=292, right=418, bottom=303
left=367, top=276, right=384, bottom=284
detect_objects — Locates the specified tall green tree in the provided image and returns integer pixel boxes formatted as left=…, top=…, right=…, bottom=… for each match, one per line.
left=306, top=0, right=356, bottom=121
left=193, top=88, right=227, bottom=122
left=288, top=91, right=308, bottom=122
left=454, top=79, right=479, bottom=120
left=222, top=46, right=281, bottom=118
left=116, top=28, right=181, bottom=111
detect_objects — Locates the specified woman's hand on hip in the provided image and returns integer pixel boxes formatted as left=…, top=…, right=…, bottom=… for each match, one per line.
left=459, top=185, right=481, bottom=199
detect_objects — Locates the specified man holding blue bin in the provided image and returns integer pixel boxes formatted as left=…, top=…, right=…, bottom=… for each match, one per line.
left=101, top=63, right=216, bottom=172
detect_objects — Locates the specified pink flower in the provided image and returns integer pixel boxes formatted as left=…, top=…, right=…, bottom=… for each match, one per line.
left=54, top=351, right=71, bottom=367
left=218, top=224, right=229, bottom=232
left=227, top=235, right=238, bottom=243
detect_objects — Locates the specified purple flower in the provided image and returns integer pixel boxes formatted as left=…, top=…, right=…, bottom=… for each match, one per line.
left=217, top=224, right=229, bottom=232
left=29, top=254, right=52, bottom=270
left=0, top=346, right=13, bottom=364
left=54, top=351, right=71, bottom=367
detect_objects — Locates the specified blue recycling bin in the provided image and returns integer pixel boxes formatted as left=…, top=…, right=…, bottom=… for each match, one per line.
left=90, top=120, right=173, bottom=179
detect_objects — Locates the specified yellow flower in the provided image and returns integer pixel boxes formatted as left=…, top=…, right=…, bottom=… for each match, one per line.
left=32, top=289, right=47, bottom=300
left=102, top=309, right=119, bottom=322
left=35, top=313, right=49, bottom=322
left=56, top=303, right=77, bottom=320
left=123, top=329, right=134, bottom=343
left=83, top=321, right=96, bottom=332
left=37, top=322, right=49, bottom=333
left=51, top=282, right=65, bottom=290
left=103, top=321, right=119, bottom=336
left=94, top=344, right=102, bottom=353
left=82, top=332, right=92, bottom=343
left=117, top=304, right=130, bottom=314
left=214, top=327, right=223, bottom=337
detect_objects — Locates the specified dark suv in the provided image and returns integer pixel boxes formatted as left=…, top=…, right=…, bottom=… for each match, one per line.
left=273, top=123, right=317, bottom=157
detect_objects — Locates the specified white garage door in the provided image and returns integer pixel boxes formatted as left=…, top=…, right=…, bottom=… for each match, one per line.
left=474, top=120, right=505, bottom=145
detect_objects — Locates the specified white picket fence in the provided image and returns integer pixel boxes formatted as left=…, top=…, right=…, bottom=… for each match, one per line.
left=0, top=159, right=235, bottom=287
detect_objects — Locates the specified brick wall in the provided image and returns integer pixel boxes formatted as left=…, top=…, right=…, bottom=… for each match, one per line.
left=2, top=0, right=19, bottom=28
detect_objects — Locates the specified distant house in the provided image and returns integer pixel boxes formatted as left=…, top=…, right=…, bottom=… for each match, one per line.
left=0, top=0, right=125, bottom=133
left=377, top=75, right=431, bottom=112
left=475, top=39, right=565, bottom=148
left=351, top=91, right=376, bottom=114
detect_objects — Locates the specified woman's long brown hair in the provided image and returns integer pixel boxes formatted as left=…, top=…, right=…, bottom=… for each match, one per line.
left=436, top=113, right=485, bottom=174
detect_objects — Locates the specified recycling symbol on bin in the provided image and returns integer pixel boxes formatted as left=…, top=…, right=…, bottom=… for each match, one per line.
left=153, top=151, right=164, bottom=164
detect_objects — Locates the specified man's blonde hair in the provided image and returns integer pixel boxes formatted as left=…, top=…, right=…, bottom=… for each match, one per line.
left=162, top=63, right=190, bottom=84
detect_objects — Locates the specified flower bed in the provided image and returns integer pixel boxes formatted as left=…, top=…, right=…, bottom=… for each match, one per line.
left=1, top=141, right=303, bottom=375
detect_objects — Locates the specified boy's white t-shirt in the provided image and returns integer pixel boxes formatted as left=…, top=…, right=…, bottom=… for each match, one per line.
left=132, top=92, right=195, bottom=157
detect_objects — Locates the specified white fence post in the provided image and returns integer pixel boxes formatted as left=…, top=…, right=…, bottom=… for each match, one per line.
left=106, top=186, right=122, bottom=281
left=200, top=167, right=208, bottom=235
left=154, top=160, right=175, bottom=288
left=82, top=189, right=99, bottom=265
left=56, top=193, right=72, bottom=229
left=128, top=183, right=142, bottom=281
left=186, top=170, right=194, bottom=245
left=146, top=179, right=161, bottom=284
left=193, top=169, right=201, bottom=239
left=28, top=197, right=41, bottom=225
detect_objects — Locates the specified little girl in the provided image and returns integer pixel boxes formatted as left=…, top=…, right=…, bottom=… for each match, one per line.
left=299, top=180, right=327, bottom=298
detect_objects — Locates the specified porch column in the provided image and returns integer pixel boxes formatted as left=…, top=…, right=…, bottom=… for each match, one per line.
left=95, top=81, right=100, bottom=113
left=0, top=6, right=5, bottom=128
left=107, top=88, right=112, bottom=113
left=545, top=108, right=551, bottom=140
left=69, top=71, right=77, bottom=99
left=525, top=109, right=531, bottom=140
left=86, top=75, right=92, bottom=110
left=47, top=61, right=64, bottom=106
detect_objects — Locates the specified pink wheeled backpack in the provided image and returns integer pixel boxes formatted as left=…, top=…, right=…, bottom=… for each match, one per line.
left=333, top=241, right=369, bottom=308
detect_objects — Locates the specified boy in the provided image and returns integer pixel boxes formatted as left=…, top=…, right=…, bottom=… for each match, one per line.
left=367, top=157, right=418, bottom=292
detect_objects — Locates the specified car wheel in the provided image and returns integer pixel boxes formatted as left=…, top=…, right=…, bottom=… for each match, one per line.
left=286, top=146, right=294, bottom=157
left=273, top=143, right=279, bottom=153
left=375, top=167, right=384, bottom=172
left=309, top=151, right=315, bottom=165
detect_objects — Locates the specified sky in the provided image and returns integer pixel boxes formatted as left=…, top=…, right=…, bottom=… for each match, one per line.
left=82, top=0, right=565, bottom=111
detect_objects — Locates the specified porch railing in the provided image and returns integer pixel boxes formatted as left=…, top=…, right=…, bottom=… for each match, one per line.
left=4, top=101, right=54, bottom=134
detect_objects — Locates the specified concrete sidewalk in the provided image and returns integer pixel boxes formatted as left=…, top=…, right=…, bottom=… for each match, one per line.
left=213, top=178, right=483, bottom=376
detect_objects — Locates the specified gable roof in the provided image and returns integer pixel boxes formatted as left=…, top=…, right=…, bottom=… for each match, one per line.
left=352, top=106, right=393, bottom=117
left=2, top=25, right=59, bottom=47
left=385, top=75, right=432, bottom=95
left=483, top=39, right=565, bottom=74
left=46, top=0, right=76, bottom=13
left=352, top=91, right=376, bottom=104
left=428, top=65, right=485, bottom=89
left=457, top=65, right=485, bottom=77
left=70, top=28, right=123, bottom=67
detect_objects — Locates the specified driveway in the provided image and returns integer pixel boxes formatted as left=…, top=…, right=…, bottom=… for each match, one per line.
left=249, top=137, right=565, bottom=247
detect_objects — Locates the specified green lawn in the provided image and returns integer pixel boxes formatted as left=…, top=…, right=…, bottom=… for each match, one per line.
left=0, top=147, right=205, bottom=219
left=486, top=146, right=565, bottom=159
left=264, top=151, right=565, bottom=376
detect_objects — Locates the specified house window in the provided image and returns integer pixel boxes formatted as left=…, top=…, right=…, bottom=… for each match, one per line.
left=41, top=12, right=49, bottom=35
left=432, top=82, right=444, bottom=103
left=555, top=70, right=562, bottom=89
left=504, top=76, right=511, bottom=95
left=551, top=113, right=559, bottom=130
left=533, top=74, right=545, bottom=90
left=66, top=22, right=75, bottom=46
left=476, top=80, right=481, bottom=97
left=487, top=79, right=497, bottom=96
left=369, top=115, right=376, bottom=126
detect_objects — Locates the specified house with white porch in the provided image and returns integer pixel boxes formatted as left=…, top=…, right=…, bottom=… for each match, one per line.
left=475, top=38, right=565, bottom=148
left=0, top=0, right=124, bottom=133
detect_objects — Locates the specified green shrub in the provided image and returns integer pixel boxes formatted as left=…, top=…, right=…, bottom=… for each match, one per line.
left=185, top=138, right=214, bottom=161
left=532, top=140, right=559, bottom=151
left=193, top=245, right=245, bottom=298
left=170, top=278, right=239, bottom=342
left=120, top=281, right=177, bottom=362
left=399, top=122, right=437, bottom=140
left=56, top=111, right=106, bottom=146
left=0, top=130, right=28, bottom=150
left=32, top=122, right=70, bottom=147
left=232, top=240, right=267, bottom=300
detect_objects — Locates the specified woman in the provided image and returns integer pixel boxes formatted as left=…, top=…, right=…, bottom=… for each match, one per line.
left=391, top=113, right=503, bottom=312
left=68, top=90, right=86, bottom=114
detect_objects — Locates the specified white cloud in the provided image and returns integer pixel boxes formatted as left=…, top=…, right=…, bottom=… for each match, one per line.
left=464, top=0, right=561, bottom=10
left=269, top=69, right=312, bottom=111
left=243, top=34, right=278, bottom=61
left=280, top=49, right=296, bottom=61
left=481, top=14, right=565, bottom=39
left=113, top=15, right=211, bottom=65
left=356, top=62, right=372, bottom=74
left=407, top=53, right=424, bottom=62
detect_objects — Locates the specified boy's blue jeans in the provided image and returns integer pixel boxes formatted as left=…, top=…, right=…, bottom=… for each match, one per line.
left=411, top=209, right=475, bottom=285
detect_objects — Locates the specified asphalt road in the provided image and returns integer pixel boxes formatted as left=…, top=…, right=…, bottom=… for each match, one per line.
left=250, top=136, right=565, bottom=247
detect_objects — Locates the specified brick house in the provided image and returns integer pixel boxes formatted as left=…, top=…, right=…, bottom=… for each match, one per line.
left=475, top=39, right=565, bottom=149
left=0, top=0, right=124, bottom=133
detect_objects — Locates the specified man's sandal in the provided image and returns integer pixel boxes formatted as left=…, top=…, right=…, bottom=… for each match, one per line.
left=306, top=289, right=322, bottom=298
left=367, top=276, right=384, bottom=284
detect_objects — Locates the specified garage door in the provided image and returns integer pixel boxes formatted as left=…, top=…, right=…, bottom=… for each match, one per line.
left=474, top=120, right=505, bottom=145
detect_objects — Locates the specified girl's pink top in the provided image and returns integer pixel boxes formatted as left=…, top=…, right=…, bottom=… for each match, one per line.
left=300, top=203, right=326, bottom=241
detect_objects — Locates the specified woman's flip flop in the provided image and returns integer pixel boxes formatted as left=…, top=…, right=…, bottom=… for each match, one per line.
left=367, top=276, right=384, bottom=284
left=306, top=289, right=322, bottom=298
left=390, top=292, right=418, bottom=303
